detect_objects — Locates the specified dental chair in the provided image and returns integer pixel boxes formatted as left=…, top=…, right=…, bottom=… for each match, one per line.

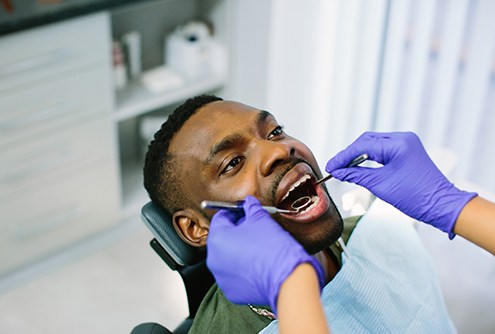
left=131, top=201, right=215, bottom=334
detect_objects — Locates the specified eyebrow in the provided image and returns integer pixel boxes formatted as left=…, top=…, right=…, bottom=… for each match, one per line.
left=257, top=110, right=272, bottom=124
left=203, top=110, right=274, bottom=167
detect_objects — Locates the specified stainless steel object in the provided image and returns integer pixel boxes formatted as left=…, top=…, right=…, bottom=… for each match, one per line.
left=200, top=200, right=297, bottom=214
left=314, top=153, right=369, bottom=185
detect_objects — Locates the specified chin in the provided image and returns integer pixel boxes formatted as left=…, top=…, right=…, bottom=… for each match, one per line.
left=301, top=215, right=344, bottom=254
left=280, top=204, right=344, bottom=255
left=272, top=161, right=344, bottom=253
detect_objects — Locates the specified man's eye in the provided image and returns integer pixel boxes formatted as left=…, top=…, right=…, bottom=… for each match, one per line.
left=221, top=156, right=244, bottom=174
left=268, top=125, right=285, bottom=140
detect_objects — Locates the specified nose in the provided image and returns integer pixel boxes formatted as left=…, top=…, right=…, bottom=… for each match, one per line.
left=258, top=139, right=295, bottom=176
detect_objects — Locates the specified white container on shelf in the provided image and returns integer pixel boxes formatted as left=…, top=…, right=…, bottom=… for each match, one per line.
left=122, top=30, right=142, bottom=79
left=165, top=21, right=213, bottom=79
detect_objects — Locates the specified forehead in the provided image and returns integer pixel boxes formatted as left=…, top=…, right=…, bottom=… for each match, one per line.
left=169, top=101, right=266, bottom=159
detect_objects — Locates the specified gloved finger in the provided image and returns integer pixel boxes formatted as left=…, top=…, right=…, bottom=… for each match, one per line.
left=330, top=165, right=384, bottom=186
left=326, top=131, right=406, bottom=174
left=207, top=210, right=240, bottom=264
left=210, top=209, right=241, bottom=230
left=325, top=135, right=370, bottom=174
left=324, top=131, right=390, bottom=173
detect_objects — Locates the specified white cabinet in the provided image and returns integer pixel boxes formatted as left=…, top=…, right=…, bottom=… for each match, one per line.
left=0, top=68, right=113, bottom=146
left=0, top=0, right=231, bottom=278
left=0, top=13, right=111, bottom=92
left=0, top=13, right=121, bottom=277
left=0, top=161, right=120, bottom=274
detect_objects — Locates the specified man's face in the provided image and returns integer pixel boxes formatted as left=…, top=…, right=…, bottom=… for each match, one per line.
left=169, top=101, right=343, bottom=253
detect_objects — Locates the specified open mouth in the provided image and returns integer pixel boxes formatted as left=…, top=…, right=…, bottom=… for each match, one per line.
left=278, top=174, right=320, bottom=214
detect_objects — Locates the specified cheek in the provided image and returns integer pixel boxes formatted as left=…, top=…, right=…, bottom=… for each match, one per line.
left=208, top=172, right=260, bottom=202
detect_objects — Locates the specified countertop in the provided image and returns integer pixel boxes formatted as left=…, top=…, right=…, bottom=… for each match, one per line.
left=0, top=0, right=146, bottom=36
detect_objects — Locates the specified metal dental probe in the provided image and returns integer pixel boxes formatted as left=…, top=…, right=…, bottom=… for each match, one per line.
left=201, top=154, right=368, bottom=215
left=200, top=200, right=298, bottom=214
left=202, top=201, right=352, bottom=257
left=314, top=153, right=369, bottom=185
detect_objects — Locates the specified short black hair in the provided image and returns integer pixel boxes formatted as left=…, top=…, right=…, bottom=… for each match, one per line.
left=143, top=94, right=223, bottom=214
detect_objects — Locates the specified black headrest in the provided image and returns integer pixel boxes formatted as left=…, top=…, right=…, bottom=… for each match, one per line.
left=140, top=201, right=205, bottom=269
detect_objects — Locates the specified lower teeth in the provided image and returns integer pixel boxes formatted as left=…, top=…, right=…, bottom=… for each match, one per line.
left=291, top=196, right=312, bottom=210
left=292, top=196, right=319, bottom=213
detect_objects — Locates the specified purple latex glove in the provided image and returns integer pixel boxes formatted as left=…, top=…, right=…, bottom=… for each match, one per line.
left=325, top=132, right=477, bottom=239
left=206, top=196, right=324, bottom=314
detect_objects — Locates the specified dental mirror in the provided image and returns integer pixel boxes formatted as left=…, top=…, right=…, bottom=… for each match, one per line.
left=290, top=196, right=312, bottom=211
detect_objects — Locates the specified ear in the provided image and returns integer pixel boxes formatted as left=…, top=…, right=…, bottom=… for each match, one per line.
left=172, top=208, right=210, bottom=247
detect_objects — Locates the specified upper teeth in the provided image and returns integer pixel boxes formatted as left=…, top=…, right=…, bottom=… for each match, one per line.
left=281, top=174, right=311, bottom=202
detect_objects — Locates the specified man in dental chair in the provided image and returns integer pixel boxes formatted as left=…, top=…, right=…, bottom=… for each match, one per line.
left=143, top=95, right=456, bottom=334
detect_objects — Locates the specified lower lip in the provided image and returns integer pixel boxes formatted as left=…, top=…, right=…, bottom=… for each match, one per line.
left=280, top=184, right=330, bottom=223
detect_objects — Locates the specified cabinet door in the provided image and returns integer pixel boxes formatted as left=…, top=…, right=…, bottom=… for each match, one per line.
left=0, top=160, right=120, bottom=276
left=0, top=116, right=116, bottom=197
left=0, top=12, right=112, bottom=92
left=0, top=11, right=121, bottom=277
left=0, top=68, right=113, bottom=147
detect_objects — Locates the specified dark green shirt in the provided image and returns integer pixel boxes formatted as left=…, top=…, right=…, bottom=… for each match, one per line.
left=189, top=216, right=361, bottom=334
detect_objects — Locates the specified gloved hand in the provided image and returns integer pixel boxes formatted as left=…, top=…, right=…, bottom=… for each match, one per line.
left=206, top=195, right=324, bottom=314
left=325, top=132, right=477, bottom=239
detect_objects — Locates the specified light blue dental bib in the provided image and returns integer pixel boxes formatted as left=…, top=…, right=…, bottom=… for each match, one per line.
left=260, top=200, right=456, bottom=334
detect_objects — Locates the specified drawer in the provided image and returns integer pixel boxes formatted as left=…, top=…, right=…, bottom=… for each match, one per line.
left=0, top=115, right=117, bottom=197
left=0, top=159, right=121, bottom=276
left=0, top=66, right=113, bottom=147
left=0, top=12, right=111, bottom=92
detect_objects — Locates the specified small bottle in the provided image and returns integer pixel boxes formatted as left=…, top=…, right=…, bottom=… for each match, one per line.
left=112, top=41, right=127, bottom=90
left=122, top=31, right=142, bottom=79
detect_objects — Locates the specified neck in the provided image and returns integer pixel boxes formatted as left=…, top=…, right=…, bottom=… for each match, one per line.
left=314, top=249, right=339, bottom=284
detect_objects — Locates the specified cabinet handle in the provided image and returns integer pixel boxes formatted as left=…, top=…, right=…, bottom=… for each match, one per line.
left=12, top=203, right=85, bottom=240
left=0, top=102, right=78, bottom=132
left=0, top=49, right=71, bottom=77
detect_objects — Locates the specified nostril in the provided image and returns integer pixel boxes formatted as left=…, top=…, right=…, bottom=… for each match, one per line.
left=261, top=142, right=294, bottom=175
left=267, top=158, right=285, bottom=175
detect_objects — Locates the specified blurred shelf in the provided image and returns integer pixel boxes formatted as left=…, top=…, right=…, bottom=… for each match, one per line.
left=114, top=73, right=227, bottom=121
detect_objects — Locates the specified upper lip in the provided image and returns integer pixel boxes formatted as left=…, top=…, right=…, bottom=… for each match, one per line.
left=274, top=163, right=316, bottom=207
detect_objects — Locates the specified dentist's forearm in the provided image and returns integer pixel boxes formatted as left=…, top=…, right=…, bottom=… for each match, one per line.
left=453, top=196, right=495, bottom=255
left=277, top=263, right=331, bottom=334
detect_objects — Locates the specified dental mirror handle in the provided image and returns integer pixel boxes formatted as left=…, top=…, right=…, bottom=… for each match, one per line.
left=315, top=153, right=369, bottom=185
left=200, top=200, right=296, bottom=214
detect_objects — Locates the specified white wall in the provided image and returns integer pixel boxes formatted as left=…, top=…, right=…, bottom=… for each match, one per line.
left=262, top=0, right=495, bottom=194
left=259, top=3, right=495, bottom=332
left=265, top=0, right=336, bottom=167
left=375, top=0, right=495, bottom=191
left=226, top=0, right=273, bottom=108
left=265, top=0, right=388, bottom=168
